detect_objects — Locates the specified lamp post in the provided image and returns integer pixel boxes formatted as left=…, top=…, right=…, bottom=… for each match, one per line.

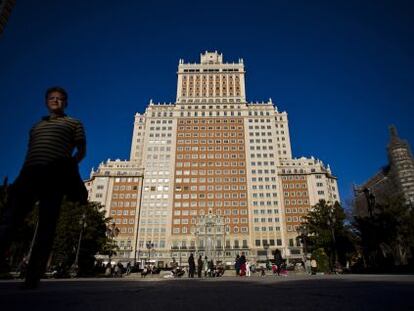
left=106, top=221, right=120, bottom=263
left=146, top=241, right=154, bottom=264
left=297, top=225, right=309, bottom=260
left=327, top=208, right=337, bottom=271
left=71, top=213, right=87, bottom=277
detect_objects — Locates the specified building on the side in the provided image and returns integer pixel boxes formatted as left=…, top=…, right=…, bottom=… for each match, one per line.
left=277, top=157, right=339, bottom=260
left=0, top=0, right=16, bottom=35
left=85, top=160, right=144, bottom=261
left=86, top=51, right=340, bottom=266
left=354, top=126, right=414, bottom=216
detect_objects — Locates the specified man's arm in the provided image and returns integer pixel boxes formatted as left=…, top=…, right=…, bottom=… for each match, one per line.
left=73, top=141, right=86, bottom=163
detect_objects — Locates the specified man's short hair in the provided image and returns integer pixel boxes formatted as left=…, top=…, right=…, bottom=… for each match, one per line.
left=45, top=86, right=68, bottom=101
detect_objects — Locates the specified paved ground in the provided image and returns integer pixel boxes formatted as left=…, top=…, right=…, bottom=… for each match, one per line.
left=1, top=274, right=414, bottom=311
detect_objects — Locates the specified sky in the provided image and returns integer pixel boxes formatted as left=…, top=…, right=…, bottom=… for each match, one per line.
left=0, top=0, right=413, bottom=205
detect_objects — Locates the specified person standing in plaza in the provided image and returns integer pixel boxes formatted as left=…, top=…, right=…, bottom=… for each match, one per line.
left=0, top=87, right=87, bottom=289
left=203, top=256, right=209, bottom=277
left=197, top=255, right=203, bottom=278
left=235, top=254, right=240, bottom=276
left=188, top=253, right=195, bottom=278
left=239, top=252, right=247, bottom=276
left=273, top=249, right=283, bottom=276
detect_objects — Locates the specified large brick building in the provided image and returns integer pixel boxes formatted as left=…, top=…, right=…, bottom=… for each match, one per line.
left=86, top=51, right=340, bottom=266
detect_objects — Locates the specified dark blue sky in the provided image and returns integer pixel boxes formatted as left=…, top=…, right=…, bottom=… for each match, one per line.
left=0, top=0, right=413, bottom=205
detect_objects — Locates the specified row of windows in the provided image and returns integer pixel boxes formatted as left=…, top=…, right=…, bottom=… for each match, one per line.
left=114, top=178, right=140, bottom=183
left=173, top=226, right=248, bottom=234
left=249, top=138, right=273, bottom=144
left=173, top=209, right=248, bottom=216
left=111, top=210, right=136, bottom=216
left=179, top=98, right=243, bottom=103
left=283, top=183, right=306, bottom=189
left=248, top=119, right=271, bottom=123
left=179, top=125, right=242, bottom=131
left=252, top=201, right=279, bottom=206
left=150, top=112, right=173, bottom=117
left=253, top=218, right=280, bottom=223
left=174, top=201, right=247, bottom=208
left=255, top=239, right=282, bottom=247
left=254, top=226, right=280, bottom=232
left=252, top=185, right=277, bottom=190
left=179, top=118, right=243, bottom=124
left=249, top=145, right=274, bottom=151
left=176, top=185, right=246, bottom=191
left=176, top=161, right=245, bottom=167
left=149, top=119, right=173, bottom=124
left=177, top=139, right=244, bottom=145
left=140, top=219, right=168, bottom=225
left=112, top=193, right=138, bottom=199
left=173, top=218, right=248, bottom=225
left=252, top=193, right=278, bottom=198
left=253, top=209, right=279, bottom=214
left=286, top=207, right=310, bottom=213
left=147, top=146, right=172, bottom=152
left=251, top=169, right=276, bottom=174
left=178, top=133, right=242, bottom=138
left=284, top=199, right=309, bottom=205
left=248, top=132, right=274, bottom=137
left=174, top=193, right=247, bottom=200
left=252, top=177, right=277, bottom=182
left=138, top=240, right=166, bottom=248
left=286, top=216, right=304, bottom=223
left=175, top=170, right=245, bottom=176
left=251, top=161, right=276, bottom=166
left=175, top=177, right=246, bottom=183
left=149, top=133, right=172, bottom=138
left=149, top=126, right=173, bottom=131
left=281, top=175, right=306, bottom=180
left=111, top=201, right=137, bottom=207
left=139, top=227, right=167, bottom=233
left=177, top=146, right=243, bottom=151
left=284, top=191, right=308, bottom=197
left=113, top=219, right=135, bottom=224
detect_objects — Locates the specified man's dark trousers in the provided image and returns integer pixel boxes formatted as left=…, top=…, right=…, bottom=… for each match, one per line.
left=0, top=159, right=86, bottom=287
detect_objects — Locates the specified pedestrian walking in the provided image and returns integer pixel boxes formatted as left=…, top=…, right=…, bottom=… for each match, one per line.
left=273, top=249, right=283, bottom=276
left=246, top=261, right=251, bottom=277
left=234, top=254, right=240, bottom=276
left=197, top=255, right=203, bottom=278
left=203, top=256, right=209, bottom=277
left=0, top=87, right=87, bottom=289
left=188, top=253, right=195, bottom=278
left=239, top=252, right=247, bottom=276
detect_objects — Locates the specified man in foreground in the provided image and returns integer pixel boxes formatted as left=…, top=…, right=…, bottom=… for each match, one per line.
left=0, top=86, right=87, bottom=288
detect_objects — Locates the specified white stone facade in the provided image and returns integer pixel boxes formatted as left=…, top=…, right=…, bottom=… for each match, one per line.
left=87, top=52, right=340, bottom=265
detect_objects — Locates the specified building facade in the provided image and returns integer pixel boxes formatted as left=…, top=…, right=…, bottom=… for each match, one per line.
left=354, top=126, right=414, bottom=216
left=87, top=51, right=340, bottom=266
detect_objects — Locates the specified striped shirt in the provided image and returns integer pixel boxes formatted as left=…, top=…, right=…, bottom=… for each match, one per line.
left=23, top=115, right=86, bottom=167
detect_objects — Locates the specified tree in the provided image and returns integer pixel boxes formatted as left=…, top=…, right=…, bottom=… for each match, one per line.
left=299, top=200, right=355, bottom=271
left=353, top=196, right=414, bottom=271
left=51, top=200, right=110, bottom=276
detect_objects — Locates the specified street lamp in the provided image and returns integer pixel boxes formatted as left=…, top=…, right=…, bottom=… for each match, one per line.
left=70, top=213, right=87, bottom=277
left=106, top=222, right=120, bottom=263
left=297, top=225, right=309, bottom=260
left=327, top=208, right=337, bottom=271
left=146, top=241, right=154, bottom=264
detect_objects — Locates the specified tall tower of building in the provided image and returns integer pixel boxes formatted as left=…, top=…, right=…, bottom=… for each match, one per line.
left=88, top=51, right=340, bottom=265
left=354, top=126, right=414, bottom=216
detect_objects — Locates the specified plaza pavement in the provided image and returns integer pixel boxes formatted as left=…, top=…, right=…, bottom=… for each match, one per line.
left=0, top=274, right=413, bottom=311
